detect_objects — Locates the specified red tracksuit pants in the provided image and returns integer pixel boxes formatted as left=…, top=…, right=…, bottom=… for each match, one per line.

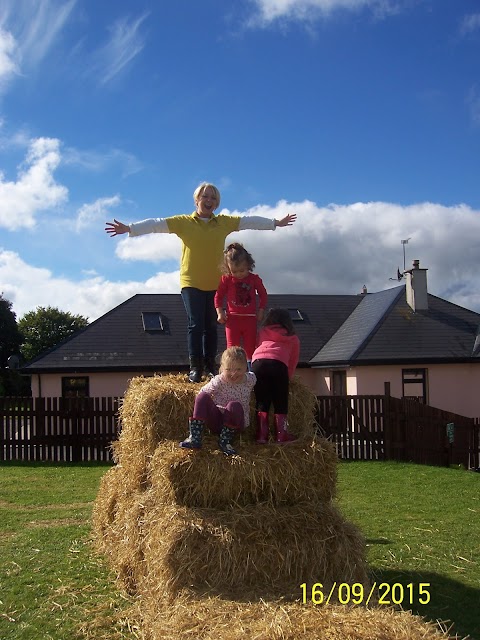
left=225, top=314, right=257, bottom=359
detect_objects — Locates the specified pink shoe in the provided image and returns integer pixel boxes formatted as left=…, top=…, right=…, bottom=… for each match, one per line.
left=274, top=414, right=297, bottom=444
left=256, top=411, right=269, bottom=444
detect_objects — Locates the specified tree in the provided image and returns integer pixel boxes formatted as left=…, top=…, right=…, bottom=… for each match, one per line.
left=18, top=306, right=90, bottom=363
left=0, top=294, right=24, bottom=395
left=0, top=294, right=22, bottom=366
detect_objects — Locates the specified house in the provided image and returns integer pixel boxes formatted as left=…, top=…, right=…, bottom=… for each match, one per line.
left=22, top=260, right=480, bottom=418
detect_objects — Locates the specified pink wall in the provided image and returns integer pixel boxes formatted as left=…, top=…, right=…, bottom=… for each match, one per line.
left=295, top=368, right=329, bottom=395
left=31, top=371, right=151, bottom=398
left=343, top=363, right=480, bottom=418
left=31, top=361, right=480, bottom=419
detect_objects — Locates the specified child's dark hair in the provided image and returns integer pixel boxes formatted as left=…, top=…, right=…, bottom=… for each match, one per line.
left=222, top=242, right=255, bottom=274
left=262, top=308, right=295, bottom=335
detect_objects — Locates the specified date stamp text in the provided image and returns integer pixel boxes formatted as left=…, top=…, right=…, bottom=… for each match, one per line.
left=300, top=582, right=431, bottom=606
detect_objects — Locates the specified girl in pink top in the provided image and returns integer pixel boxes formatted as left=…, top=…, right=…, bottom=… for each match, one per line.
left=251, top=308, right=300, bottom=444
left=215, top=243, right=267, bottom=366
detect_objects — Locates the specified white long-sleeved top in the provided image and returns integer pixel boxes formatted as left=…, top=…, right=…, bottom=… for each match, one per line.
left=129, top=215, right=275, bottom=236
left=127, top=212, right=276, bottom=290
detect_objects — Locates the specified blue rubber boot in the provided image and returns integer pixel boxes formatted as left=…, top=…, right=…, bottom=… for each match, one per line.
left=179, top=418, right=204, bottom=449
left=218, top=426, right=237, bottom=456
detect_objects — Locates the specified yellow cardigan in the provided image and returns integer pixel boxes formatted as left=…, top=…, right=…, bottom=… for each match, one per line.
left=166, top=213, right=241, bottom=290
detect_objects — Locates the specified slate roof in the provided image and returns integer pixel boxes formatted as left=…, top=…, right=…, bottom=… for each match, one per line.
left=310, top=287, right=403, bottom=364
left=22, top=293, right=362, bottom=373
left=22, top=288, right=480, bottom=374
left=311, top=287, right=480, bottom=366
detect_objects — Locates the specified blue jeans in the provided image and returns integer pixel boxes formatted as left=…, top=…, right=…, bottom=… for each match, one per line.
left=181, top=287, right=217, bottom=362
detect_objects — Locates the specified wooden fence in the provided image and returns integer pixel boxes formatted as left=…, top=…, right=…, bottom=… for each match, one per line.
left=0, top=396, right=121, bottom=463
left=1, top=394, right=479, bottom=468
left=317, top=394, right=480, bottom=470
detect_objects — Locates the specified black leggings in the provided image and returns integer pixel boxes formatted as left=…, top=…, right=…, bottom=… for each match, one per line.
left=252, top=359, right=289, bottom=414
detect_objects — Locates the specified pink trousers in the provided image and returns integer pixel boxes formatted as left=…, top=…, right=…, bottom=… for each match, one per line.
left=192, top=391, right=245, bottom=433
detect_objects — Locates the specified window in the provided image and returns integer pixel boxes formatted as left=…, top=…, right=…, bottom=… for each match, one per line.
left=62, top=376, right=89, bottom=398
left=142, top=312, right=165, bottom=331
left=402, top=368, right=428, bottom=404
left=332, top=370, right=347, bottom=396
left=288, top=309, right=304, bottom=321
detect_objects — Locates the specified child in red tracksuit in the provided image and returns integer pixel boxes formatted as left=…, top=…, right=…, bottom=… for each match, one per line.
left=215, top=243, right=267, bottom=367
left=251, top=308, right=300, bottom=444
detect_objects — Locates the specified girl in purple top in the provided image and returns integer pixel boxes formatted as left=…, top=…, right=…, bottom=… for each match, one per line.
left=180, top=346, right=255, bottom=456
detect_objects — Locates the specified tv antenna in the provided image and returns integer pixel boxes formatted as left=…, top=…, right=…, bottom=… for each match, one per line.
left=389, top=237, right=411, bottom=281
left=401, top=237, right=411, bottom=271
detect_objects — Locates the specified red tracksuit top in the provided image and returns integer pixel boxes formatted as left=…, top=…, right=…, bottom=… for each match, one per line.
left=214, top=273, right=267, bottom=315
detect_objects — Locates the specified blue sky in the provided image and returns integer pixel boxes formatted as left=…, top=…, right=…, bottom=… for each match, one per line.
left=1, top=0, right=480, bottom=321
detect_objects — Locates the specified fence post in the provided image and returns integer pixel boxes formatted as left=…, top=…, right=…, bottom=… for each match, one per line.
left=35, top=396, right=46, bottom=461
left=383, top=382, right=392, bottom=460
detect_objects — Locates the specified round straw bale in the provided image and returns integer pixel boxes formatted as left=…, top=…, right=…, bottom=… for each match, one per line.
left=138, top=501, right=367, bottom=601
left=140, top=593, right=454, bottom=640
left=148, top=437, right=338, bottom=509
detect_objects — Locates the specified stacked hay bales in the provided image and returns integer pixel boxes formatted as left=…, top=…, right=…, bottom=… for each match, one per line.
left=93, top=374, right=451, bottom=639
left=93, top=374, right=365, bottom=598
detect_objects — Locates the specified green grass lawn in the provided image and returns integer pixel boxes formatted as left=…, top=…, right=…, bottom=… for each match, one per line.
left=336, top=461, right=480, bottom=640
left=0, top=460, right=478, bottom=640
left=0, top=462, right=132, bottom=640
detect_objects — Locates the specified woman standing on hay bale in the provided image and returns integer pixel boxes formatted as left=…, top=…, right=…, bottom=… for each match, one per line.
left=180, top=346, right=255, bottom=456
left=105, top=182, right=296, bottom=383
left=215, top=243, right=267, bottom=370
left=252, top=308, right=300, bottom=444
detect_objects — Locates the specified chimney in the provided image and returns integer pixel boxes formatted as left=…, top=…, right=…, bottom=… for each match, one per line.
left=405, top=259, right=428, bottom=311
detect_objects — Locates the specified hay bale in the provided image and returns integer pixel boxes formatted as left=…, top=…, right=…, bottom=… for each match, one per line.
left=112, top=374, right=200, bottom=485
left=139, top=594, right=453, bottom=640
left=112, top=374, right=319, bottom=485
left=92, top=375, right=456, bottom=640
left=149, top=437, right=338, bottom=508
left=138, top=499, right=367, bottom=600
left=91, top=465, right=147, bottom=594
left=91, top=466, right=121, bottom=555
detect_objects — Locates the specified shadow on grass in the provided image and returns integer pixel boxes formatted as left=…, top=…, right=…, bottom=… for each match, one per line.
left=368, top=567, right=479, bottom=640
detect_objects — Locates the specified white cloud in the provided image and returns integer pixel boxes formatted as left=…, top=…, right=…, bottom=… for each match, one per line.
left=115, top=233, right=183, bottom=264
left=0, top=27, right=18, bottom=88
left=75, top=195, right=121, bottom=231
left=247, top=0, right=400, bottom=25
left=0, top=248, right=180, bottom=321
left=466, top=84, right=480, bottom=127
left=0, top=0, right=76, bottom=70
left=459, top=13, right=480, bottom=37
left=89, top=13, right=148, bottom=86
left=0, top=137, right=68, bottom=230
left=225, top=199, right=480, bottom=309
left=4, top=199, right=480, bottom=322
left=63, top=146, right=143, bottom=177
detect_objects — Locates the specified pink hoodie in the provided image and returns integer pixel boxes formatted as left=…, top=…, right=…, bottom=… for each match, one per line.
left=252, top=325, right=300, bottom=379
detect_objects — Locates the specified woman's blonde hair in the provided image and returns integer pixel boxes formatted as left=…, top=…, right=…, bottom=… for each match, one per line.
left=193, top=182, right=221, bottom=209
left=219, top=346, right=247, bottom=372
